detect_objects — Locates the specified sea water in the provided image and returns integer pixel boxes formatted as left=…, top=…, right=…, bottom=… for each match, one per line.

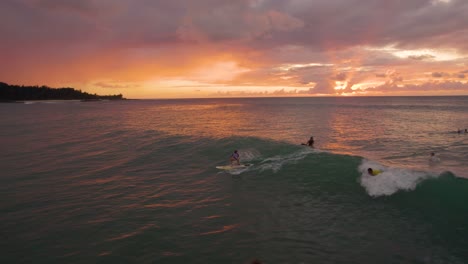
left=1, top=97, right=468, bottom=263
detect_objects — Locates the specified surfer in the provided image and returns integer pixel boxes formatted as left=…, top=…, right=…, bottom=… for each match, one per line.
left=367, top=168, right=381, bottom=176
left=230, top=150, right=240, bottom=165
left=301, top=136, right=314, bottom=147
left=430, top=152, right=440, bottom=162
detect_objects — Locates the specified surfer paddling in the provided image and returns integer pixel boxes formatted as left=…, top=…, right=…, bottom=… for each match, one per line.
left=429, top=152, right=440, bottom=163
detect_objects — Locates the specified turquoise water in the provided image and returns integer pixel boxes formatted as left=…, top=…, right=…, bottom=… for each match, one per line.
left=1, top=97, right=468, bottom=263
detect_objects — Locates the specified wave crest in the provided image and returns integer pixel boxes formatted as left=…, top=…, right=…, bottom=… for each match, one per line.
left=358, top=159, right=439, bottom=197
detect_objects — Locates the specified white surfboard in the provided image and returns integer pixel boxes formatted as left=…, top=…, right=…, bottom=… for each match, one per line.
left=216, top=164, right=251, bottom=170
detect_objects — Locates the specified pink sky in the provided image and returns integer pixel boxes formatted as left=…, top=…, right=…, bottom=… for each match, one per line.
left=1, top=0, right=468, bottom=98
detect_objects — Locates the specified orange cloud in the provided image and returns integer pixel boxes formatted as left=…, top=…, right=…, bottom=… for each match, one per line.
left=1, top=0, right=468, bottom=98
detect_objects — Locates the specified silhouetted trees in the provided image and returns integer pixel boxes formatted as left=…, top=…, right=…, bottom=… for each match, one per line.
left=0, top=82, right=124, bottom=101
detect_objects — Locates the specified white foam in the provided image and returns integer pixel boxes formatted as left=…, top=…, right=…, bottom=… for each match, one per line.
left=224, top=147, right=316, bottom=175
left=238, top=148, right=261, bottom=162
left=258, top=148, right=314, bottom=173
left=358, top=159, right=439, bottom=197
left=223, top=166, right=251, bottom=175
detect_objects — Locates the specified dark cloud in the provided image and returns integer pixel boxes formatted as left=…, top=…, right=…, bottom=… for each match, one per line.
left=3, top=0, right=467, bottom=50
left=334, top=72, right=347, bottom=81
left=309, top=79, right=335, bottom=94
left=432, top=72, right=446, bottom=78
left=408, top=54, right=436, bottom=61
left=29, top=0, right=97, bottom=15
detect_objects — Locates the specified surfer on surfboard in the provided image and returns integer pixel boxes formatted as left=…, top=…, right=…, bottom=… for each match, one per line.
left=429, top=152, right=440, bottom=163
left=301, top=136, right=314, bottom=147
left=230, top=150, right=240, bottom=165
left=367, top=168, right=382, bottom=176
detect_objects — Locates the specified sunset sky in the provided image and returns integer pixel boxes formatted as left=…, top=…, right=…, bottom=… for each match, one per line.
left=1, top=0, right=468, bottom=98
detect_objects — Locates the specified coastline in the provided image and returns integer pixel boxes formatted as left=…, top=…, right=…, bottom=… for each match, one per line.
left=0, top=99, right=128, bottom=104
left=0, top=82, right=126, bottom=101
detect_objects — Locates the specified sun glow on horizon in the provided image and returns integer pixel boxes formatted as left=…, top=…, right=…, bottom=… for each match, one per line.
left=277, top=63, right=334, bottom=71
left=2, top=1, right=468, bottom=98
left=334, top=81, right=348, bottom=90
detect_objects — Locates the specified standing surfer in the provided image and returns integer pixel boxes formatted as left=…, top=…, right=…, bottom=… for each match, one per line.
left=230, top=150, right=240, bottom=165
left=301, top=136, right=314, bottom=147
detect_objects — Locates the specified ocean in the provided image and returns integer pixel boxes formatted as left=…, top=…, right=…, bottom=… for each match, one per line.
left=1, top=96, right=468, bottom=264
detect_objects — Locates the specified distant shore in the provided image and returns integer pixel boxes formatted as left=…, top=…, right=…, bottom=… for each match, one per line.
left=0, top=82, right=126, bottom=101
left=0, top=99, right=128, bottom=104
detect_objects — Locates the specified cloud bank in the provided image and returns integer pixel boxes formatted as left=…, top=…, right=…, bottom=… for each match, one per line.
left=1, top=0, right=467, bottom=97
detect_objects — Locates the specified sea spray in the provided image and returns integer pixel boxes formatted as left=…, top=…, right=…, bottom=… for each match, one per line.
left=359, top=159, right=440, bottom=197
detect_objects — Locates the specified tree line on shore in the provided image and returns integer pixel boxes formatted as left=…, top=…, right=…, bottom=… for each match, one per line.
left=0, top=82, right=124, bottom=101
